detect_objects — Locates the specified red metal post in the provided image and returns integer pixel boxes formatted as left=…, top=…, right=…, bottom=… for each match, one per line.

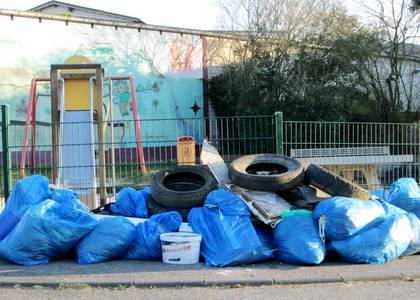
left=30, top=83, right=38, bottom=169
left=19, top=78, right=36, bottom=177
left=128, top=76, right=147, bottom=175
left=201, top=35, right=210, bottom=138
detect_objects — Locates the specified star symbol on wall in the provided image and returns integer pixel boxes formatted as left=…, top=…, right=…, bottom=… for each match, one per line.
left=190, top=101, right=201, bottom=115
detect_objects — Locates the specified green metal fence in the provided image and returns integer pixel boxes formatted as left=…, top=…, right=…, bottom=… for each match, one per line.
left=0, top=105, right=11, bottom=209
left=283, top=120, right=420, bottom=189
left=2, top=112, right=276, bottom=207
left=1, top=106, right=419, bottom=209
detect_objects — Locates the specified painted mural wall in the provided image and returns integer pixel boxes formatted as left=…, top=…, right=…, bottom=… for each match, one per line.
left=0, top=15, right=205, bottom=146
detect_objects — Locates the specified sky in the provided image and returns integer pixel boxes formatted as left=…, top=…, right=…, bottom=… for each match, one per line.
left=0, top=0, right=410, bottom=30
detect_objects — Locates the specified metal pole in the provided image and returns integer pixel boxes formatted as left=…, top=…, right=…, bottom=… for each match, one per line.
left=96, top=68, right=107, bottom=205
left=275, top=112, right=284, bottom=155
left=108, top=79, right=116, bottom=199
left=1, top=105, right=11, bottom=199
left=19, top=78, right=36, bottom=177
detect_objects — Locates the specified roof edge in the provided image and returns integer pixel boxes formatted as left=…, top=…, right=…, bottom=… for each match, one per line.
left=0, top=9, right=244, bottom=40
left=29, top=0, right=144, bottom=24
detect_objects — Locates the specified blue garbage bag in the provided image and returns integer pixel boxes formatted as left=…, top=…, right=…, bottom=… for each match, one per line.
left=388, top=178, right=420, bottom=219
left=402, top=213, right=420, bottom=256
left=380, top=201, right=419, bottom=256
left=370, top=188, right=387, bottom=201
left=381, top=200, right=406, bottom=215
left=0, top=175, right=51, bottom=241
left=123, top=211, right=182, bottom=260
left=76, top=216, right=136, bottom=264
left=188, top=189, right=274, bottom=267
left=51, top=188, right=79, bottom=203
left=328, top=213, right=412, bottom=264
left=254, top=225, right=276, bottom=254
left=0, top=198, right=98, bottom=265
left=274, top=210, right=325, bottom=265
left=313, top=197, right=385, bottom=241
left=110, top=187, right=150, bottom=218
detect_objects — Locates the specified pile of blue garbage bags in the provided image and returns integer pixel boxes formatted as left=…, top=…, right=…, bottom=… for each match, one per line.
left=0, top=175, right=418, bottom=267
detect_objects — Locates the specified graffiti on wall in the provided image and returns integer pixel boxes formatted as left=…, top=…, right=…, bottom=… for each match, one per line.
left=0, top=16, right=205, bottom=145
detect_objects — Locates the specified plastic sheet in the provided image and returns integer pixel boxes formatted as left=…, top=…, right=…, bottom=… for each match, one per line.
left=313, top=197, right=385, bottom=241
left=76, top=216, right=136, bottom=264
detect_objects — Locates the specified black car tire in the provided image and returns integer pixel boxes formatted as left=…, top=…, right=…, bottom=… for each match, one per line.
left=228, top=154, right=304, bottom=192
left=146, top=197, right=191, bottom=222
left=91, top=203, right=115, bottom=215
left=304, top=164, right=371, bottom=200
left=151, top=166, right=217, bottom=208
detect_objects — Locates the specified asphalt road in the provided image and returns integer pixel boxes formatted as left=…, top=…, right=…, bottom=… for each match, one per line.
left=1, top=279, right=419, bottom=300
left=1, top=255, right=420, bottom=299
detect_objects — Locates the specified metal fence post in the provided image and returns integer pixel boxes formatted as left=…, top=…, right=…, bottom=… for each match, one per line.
left=1, top=105, right=11, bottom=199
left=275, top=111, right=283, bottom=155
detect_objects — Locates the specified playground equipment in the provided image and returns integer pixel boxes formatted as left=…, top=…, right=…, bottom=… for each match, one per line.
left=20, top=56, right=147, bottom=208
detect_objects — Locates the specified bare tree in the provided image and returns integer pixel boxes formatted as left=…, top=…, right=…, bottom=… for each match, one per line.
left=354, top=0, right=420, bottom=119
left=209, top=0, right=376, bottom=120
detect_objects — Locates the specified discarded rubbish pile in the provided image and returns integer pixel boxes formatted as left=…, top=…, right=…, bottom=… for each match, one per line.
left=0, top=141, right=419, bottom=267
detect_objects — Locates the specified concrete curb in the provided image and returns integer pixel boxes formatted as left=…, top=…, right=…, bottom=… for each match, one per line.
left=0, top=273, right=419, bottom=289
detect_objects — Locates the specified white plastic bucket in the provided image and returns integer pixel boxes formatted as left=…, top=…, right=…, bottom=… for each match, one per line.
left=160, top=232, right=202, bottom=264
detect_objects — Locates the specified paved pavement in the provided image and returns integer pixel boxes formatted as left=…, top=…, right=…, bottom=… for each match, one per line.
left=0, top=255, right=419, bottom=288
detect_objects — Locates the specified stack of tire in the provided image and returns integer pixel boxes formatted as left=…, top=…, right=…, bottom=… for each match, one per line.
left=149, top=154, right=371, bottom=220
left=228, top=154, right=371, bottom=201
